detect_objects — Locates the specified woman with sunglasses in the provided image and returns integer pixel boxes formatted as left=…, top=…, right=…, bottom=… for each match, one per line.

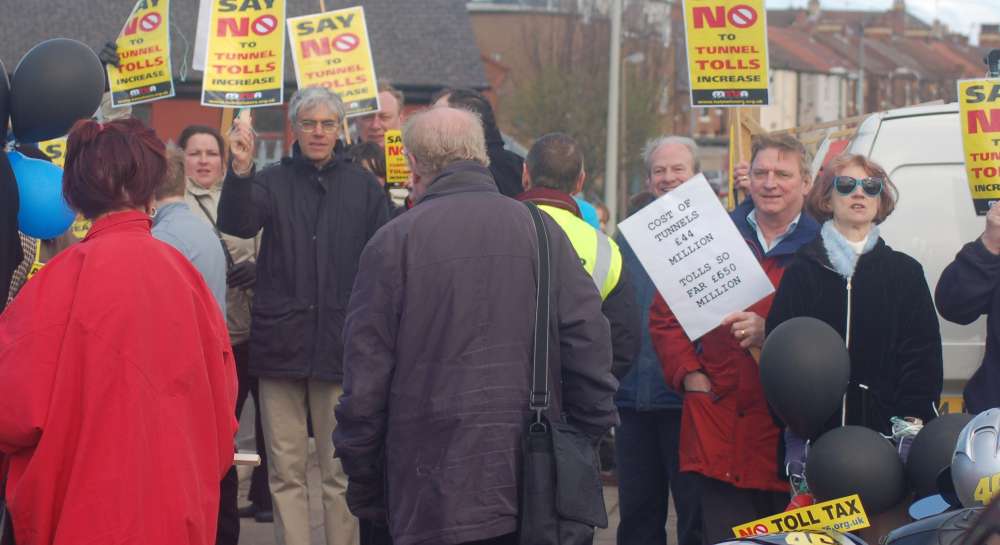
left=767, top=153, right=943, bottom=438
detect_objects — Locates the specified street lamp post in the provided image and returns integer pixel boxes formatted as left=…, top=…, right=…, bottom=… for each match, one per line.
left=604, top=0, right=622, bottom=233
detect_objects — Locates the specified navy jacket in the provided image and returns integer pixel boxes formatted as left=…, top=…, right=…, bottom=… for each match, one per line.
left=217, top=143, right=389, bottom=381
left=614, top=233, right=682, bottom=410
left=936, top=238, right=1000, bottom=413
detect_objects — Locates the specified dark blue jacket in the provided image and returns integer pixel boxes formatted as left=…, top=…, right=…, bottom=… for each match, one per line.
left=731, top=198, right=820, bottom=265
left=614, top=233, right=683, bottom=410
left=936, top=238, right=1000, bottom=413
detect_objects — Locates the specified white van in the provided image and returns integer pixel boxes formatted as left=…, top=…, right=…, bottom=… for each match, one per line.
left=835, top=103, right=986, bottom=404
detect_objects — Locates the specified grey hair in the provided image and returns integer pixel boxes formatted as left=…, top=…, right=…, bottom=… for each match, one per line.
left=642, top=135, right=701, bottom=175
left=402, top=107, right=489, bottom=178
left=288, top=86, right=346, bottom=124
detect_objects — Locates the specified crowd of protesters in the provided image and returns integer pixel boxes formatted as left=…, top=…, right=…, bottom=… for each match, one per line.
left=5, top=75, right=1000, bottom=545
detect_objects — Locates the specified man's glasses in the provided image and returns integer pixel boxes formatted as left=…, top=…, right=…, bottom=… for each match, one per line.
left=297, top=119, right=340, bottom=134
left=832, top=175, right=883, bottom=197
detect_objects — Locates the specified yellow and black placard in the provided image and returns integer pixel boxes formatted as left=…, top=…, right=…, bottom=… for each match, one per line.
left=202, top=0, right=286, bottom=108
left=287, top=6, right=379, bottom=117
left=385, top=129, right=409, bottom=187
left=958, top=78, right=1000, bottom=215
left=39, top=137, right=67, bottom=168
left=683, top=0, right=770, bottom=107
left=108, top=0, right=174, bottom=107
left=732, top=494, right=869, bottom=537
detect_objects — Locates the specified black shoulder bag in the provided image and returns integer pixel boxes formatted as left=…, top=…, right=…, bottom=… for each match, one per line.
left=519, top=203, right=608, bottom=545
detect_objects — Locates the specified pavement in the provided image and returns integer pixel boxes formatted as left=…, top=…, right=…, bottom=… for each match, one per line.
left=235, top=400, right=677, bottom=545
left=236, top=457, right=630, bottom=545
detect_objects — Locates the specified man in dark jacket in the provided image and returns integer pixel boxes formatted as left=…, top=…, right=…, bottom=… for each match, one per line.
left=334, top=106, right=618, bottom=545
left=937, top=201, right=1000, bottom=413
left=432, top=88, right=524, bottom=198
left=221, top=86, right=388, bottom=545
left=614, top=136, right=705, bottom=545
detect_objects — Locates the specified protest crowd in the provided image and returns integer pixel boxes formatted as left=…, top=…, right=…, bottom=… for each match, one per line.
left=2, top=4, right=1000, bottom=545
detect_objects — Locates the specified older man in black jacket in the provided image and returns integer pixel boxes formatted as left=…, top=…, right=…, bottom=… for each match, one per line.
left=335, top=107, right=618, bottom=545
left=220, top=86, right=388, bottom=545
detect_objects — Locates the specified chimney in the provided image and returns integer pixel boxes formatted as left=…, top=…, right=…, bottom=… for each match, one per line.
left=931, top=19, right=945, bottom=39
left=892, top=0, right=905, bottom=11
left=982, top=24, right=1000, bottom=47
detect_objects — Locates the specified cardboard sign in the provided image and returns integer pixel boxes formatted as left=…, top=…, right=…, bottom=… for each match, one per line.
left=732, top=494, right=870, bottom=537
left=683, top=0, right=770, bottom=107
left=618, top=174, right=773, bottom=340
left=39, top=137, right=67, bottom=168
left=384, top=129, right=409, bottom=187
left=201, top=0, right=286, bottom=108
left=108, top=0, right=175, bottom=107
left=958, top=78, right=1000, bottom=215
left=287, top=6, right=379, bottom=117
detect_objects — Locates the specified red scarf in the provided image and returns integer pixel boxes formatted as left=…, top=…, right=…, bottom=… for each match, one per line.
left=514, top=187, right=582, bottom=218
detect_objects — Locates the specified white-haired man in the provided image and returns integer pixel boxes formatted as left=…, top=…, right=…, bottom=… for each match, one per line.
left=221, top=86, right=388, bottom=545
left=335, top=107, right=618, bottom=545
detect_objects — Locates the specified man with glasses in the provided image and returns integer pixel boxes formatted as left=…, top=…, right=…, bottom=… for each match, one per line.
left=355, top=82, right=404, bottom=149
left=219, top=86, right=389, bottom=545
left=649, top=133, right=821, bottom=544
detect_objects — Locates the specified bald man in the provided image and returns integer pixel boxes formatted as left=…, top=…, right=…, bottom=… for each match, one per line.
left=335, top=107, right=618, bottom=545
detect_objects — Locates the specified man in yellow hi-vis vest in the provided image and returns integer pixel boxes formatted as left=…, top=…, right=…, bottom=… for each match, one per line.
left=515, top=133, right=640, bottom=379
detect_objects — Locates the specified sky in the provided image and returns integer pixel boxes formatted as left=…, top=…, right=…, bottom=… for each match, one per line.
left=765, top=0, right=999, bottom=44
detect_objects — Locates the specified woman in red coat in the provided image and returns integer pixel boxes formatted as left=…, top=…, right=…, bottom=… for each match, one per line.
left=0, top=119, right=238, bottom=545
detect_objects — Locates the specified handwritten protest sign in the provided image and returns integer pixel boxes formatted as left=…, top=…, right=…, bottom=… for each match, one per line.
left=287, top=6, right=379, bottom=117
left=618, top=174, right=773, bottom=340
left=683, top=0, right=770, bottom=107
left=732, top=494, right=870, bottom=537
left=202, top=0, right=286, bottom=108
left=108, top=0, right=174, bottom=107
left=958, top=78, right=1000, bottom=215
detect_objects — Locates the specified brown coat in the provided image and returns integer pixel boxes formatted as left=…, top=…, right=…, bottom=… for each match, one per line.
left=334, top=161, right=618, bottom=545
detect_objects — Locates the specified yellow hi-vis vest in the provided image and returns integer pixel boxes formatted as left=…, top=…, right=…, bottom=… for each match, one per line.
left=538, top=204, right=623, bottom=300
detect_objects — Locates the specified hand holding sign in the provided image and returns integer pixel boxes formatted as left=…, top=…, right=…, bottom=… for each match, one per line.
left=229, top=110, right=255, bottom=175
left=982, top=201, right=1000, bottom=254
left=722, top=310, right=765, bottom=349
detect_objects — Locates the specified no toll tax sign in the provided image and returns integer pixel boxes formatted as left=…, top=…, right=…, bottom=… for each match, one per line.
left=683, top=0, right=770, bottom=107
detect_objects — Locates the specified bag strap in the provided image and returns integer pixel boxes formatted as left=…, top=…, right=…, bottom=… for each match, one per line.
left=191, top=193, right=236, bottom=270
left=525, top=203, right=551, bottom=423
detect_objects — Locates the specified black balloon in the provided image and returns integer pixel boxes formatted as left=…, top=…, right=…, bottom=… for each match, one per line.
left=0, top=58, right=9, bottom=141
left=807, top=425, right=907, bottom=515
left=760, top=317, right=850, bottom=439
left=10, top=38, right=104, bottom=143
left=906, top=413, right=975, bottom=499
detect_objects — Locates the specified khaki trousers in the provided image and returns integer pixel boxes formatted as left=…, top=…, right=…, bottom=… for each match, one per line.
left=259, top=378, right=359, bottom=545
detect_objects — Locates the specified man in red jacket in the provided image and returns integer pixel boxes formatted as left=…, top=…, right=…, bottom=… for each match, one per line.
left=649, top=134, right=820, bottom=544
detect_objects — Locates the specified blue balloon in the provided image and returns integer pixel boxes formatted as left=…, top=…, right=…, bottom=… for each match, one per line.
left=8, top=150, right=75, bottom=239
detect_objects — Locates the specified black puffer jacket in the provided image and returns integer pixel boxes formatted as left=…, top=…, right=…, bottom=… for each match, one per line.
left=766, top=230, right=943, bottom=435
left=218, top=143, right=388, bottom=381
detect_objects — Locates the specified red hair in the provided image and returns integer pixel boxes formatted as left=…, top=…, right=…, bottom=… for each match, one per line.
left=63, top=118, right=166, bottom=219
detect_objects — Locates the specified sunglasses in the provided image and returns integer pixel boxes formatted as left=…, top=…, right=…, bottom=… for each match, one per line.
left=832, top=175, right=883, bottom=197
